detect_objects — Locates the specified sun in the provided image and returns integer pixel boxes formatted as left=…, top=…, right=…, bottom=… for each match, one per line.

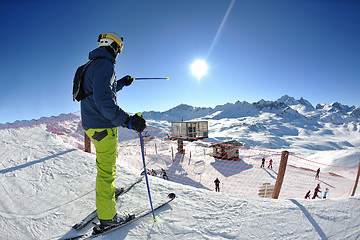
left=191, top=59, right=208, bottom=80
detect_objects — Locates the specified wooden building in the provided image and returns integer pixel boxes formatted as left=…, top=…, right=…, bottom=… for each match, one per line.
left=211, top=140, right=243, bottom=160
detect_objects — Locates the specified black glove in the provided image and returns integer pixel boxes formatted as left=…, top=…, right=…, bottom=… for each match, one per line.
left=125, top=114, right=146, bottom=132
left=120, top=75, right=134, bottom=86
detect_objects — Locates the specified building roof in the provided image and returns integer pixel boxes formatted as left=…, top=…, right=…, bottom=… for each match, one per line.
left=211, top=140, right=243, bottom=147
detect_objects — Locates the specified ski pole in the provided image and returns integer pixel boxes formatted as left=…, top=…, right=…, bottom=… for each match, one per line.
left=133, top=77, right=169, bottom=80
left=138, top=116, right=156, bottom=222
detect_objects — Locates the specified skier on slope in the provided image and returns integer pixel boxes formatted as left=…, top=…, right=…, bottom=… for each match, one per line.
left=214, top=178, right=220, bottom=192
left=260, top=158, right=265, bottom=168
left=268, top=159, right=273, bottom=169
left=162, top=168, right=169, bottom=180
left=315, top=168, right=320, bottom=180
left=80, top=32, right=146, bottom=232
left=323, top=188, right=329, bottom=199
left=305, top=190, right=311, bottom=199
left=312, top=184, right=321, bottom=199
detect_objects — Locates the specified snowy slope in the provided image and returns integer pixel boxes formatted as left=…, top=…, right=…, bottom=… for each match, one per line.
left=1, top=95, right=360, bottom=239
left=0, top=121, right=359, bottom=239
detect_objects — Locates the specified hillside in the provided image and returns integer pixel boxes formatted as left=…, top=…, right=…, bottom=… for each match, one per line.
left=144, top=95, right=360, bottom=157
left=0, top=95, right=360, bottom=239
left=0, top=124, right=359, bottom=240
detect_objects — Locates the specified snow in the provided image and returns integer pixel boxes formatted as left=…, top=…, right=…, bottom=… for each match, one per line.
left=1, top=96, right=360, bottom=239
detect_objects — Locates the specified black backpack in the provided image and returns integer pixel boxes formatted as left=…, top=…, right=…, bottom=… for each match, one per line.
left=72, top=57, right=105, bottom=101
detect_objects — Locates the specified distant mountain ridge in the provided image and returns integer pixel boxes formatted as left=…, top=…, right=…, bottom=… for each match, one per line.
left=143, top=95, right=360, bottom=152
left=143, top=95, right=360, bottom=124
left=1, top=95, right=359, bottom=155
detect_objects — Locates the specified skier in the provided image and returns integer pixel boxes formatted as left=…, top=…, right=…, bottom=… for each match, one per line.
left=312, top=184, right=321, bottom=199
left=268, top=159, right=273, bottom=169
left=260, top=158, right=265, bottom=168
left=151, top=169, right=157, bottom=176
left=323, top=188, right=329, bottom=199
left=315, top=168, right=320, bottom=179
left=80, top=32, right=146, bottom=232
left=305, top=190, right=311, bottom=199
left=162, top=168, right=169, bottom=180
left=214, top=178, right=220, bottom=192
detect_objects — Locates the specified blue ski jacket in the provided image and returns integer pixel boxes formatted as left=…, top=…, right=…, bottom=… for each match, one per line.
left=80, top=47, right=129, bottom=129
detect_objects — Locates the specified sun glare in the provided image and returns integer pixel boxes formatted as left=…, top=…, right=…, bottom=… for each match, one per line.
left=191, top=60, right=208, bottom=80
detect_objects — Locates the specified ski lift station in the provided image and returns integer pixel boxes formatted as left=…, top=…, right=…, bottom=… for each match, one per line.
left=171, top=121, right=208, bottom=140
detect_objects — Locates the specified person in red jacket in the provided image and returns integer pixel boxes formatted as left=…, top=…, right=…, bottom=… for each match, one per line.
left=268, top=159, right=273, bottom=169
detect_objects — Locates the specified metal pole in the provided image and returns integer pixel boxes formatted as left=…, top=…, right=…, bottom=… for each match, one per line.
left=139, top=132, right=157, bottom=221
left=134, top=77, right=169, bottom=80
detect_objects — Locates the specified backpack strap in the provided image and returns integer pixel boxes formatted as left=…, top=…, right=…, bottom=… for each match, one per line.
left=81, top=57, right=108, bottom=99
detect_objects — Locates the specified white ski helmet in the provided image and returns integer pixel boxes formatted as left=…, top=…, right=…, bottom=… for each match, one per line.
left=97, top=32, right=124, bottom=54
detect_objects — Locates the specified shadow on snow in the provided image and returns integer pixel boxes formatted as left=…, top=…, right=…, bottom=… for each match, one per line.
left=166, top=153, right=211, bottom=191
left=0, top=149, right=77, bottom=174
left=210, top=158, right=253, bottom=177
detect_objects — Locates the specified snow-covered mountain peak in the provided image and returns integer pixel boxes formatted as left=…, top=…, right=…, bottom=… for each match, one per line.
left=143, top=96, right=358, bottom=124
left=276, top=95, right=297, bottom=105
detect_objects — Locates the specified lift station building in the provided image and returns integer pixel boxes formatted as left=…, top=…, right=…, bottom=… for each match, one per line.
left=171, top=121, right=208, bottom=140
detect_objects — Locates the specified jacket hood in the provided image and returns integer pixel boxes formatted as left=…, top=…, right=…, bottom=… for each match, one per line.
left=88, top=47, right=116, bottom=64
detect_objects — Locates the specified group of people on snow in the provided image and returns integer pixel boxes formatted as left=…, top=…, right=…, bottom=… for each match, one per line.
left=305, top=184, right=329, bottom=199
left=304, top=169, right=329, bottom=199
left=260, top=158, right=273, bottom=169
left=146, top=168, right=169, bottom=180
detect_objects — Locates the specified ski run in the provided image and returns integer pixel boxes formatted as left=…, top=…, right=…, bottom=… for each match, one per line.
left=0, top=118, right=359, bottom=239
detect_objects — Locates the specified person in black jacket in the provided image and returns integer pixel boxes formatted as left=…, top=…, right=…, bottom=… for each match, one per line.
left=315, top=168, right=320, bottom=179
left=312, top=184, right=321, bottom=199
left=80, top=32, right=146, bottom=232
left=260, top=158, right=265, bottom=168
left=214, top=178, right=220, bottom=192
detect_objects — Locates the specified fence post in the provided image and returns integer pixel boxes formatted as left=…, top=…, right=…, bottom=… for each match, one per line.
left=351, top=162, right=360, bottom=196
left=177, top=139, right=184, bottom=154
left=272, top=151, right=289, bottom=199
left=84, top=132, right=91, bottom=153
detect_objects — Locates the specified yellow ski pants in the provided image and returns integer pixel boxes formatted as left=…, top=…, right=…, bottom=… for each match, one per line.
left=85, top=127, right=118, bottom=220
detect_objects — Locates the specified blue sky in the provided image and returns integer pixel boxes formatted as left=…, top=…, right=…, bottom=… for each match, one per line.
left=0, top=0, right=359, bottom=124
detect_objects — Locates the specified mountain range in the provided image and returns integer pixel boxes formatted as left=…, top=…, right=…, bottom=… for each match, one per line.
left=143, top=95, right=360, bottom=160
left=143, top=95, right=360, bottom=123
left=1, top=95, right=359, bottom=161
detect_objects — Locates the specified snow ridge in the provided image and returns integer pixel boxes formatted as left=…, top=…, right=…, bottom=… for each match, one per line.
left=142, top=95, right=360, bottom=124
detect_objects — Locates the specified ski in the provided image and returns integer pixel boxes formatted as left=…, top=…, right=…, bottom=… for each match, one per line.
left=72, top=175, right=144, bottom=230
left=65, top=193, right=175, bottom=240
